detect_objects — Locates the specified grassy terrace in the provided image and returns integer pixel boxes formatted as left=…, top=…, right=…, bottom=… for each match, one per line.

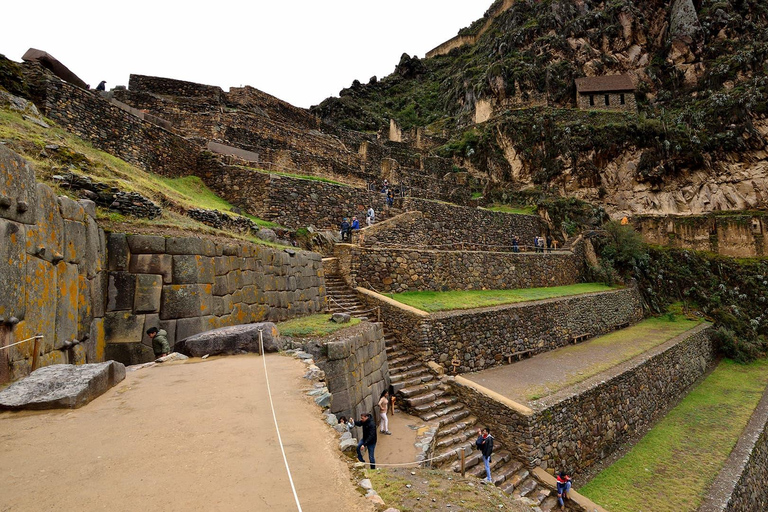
left=385, top=283, right=617, bottom=312
left=484, top=203, right=537, bottom=216
left=275, top=314, right=361, bottom=338
left=580, top=358, right=768, bottom=512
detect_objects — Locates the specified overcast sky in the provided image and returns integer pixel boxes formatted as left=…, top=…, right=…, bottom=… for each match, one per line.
left=1, top=1, right=490, bottom=108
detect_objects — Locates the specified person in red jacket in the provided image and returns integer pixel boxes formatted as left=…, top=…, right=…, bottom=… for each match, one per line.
left=556, top=471, right=572, bottom=509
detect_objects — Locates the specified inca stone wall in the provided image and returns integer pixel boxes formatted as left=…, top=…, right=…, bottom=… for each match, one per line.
left=635, top=214, right=767, bottom=258
left=339, top=245, right=582, bottom=293
left=316, top=322, right=389, bottom=421
left=0, top=145, right=105, bottom=381
left=0, top=145, right=327, bottom=380
left=355, top=285, right=643, bottom=373
left=359, top=198, right=543, bottom=250
left=104, top=233, right=325, bottom=364
left=451, top=323, right=716, bottom=476
left=23, top=64, right=200, bottom=178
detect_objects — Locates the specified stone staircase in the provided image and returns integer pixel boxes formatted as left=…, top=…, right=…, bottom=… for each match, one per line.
left=324, top=270, right=562, bottom=510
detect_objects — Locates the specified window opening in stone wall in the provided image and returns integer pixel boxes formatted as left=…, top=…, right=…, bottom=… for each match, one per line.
left=620, top=94, right=625, bottom=105
left=604, top=95, right=610, bottom=106
left=589, top=94, right=594, bottom=106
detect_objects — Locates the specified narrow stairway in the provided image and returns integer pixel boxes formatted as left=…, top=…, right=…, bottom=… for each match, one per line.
left=324, top=271, right=562, bottom=510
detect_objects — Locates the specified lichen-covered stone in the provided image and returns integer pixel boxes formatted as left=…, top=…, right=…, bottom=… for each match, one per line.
left=0, top=144, right=38, bottom=225
left=126, top=234, right=165, bottom=254
left=134, top=274, right=162, bottom=313
left=0, top=219, right=26, bottom=322
left=107, top=272, right=136, bottom=312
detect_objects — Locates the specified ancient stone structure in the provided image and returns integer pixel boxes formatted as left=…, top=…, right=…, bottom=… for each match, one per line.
left=355, top=198, right=544, bottom=250
left=0, top=145, right=326, bottom=380
left=337, top=246, right=582, bottom=293
left=315, top=322, right=389, bottom=420
left=357, top=285, right=643, bottom=373
left=635, top=214, right=767, bottom=258
left=451, top=323, right=716, bottom=475
left=175, top=322, right=281, bottom=357
left=575, top=75, right=637, bottom=112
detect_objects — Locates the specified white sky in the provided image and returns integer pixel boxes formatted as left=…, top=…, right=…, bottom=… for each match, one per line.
left=1, top=1, right=491, bottom=108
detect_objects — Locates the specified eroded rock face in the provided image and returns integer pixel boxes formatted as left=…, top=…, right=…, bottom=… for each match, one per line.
left=174, top=322, right=280, bottom=357
left=0, top=361, right=126, bottom=410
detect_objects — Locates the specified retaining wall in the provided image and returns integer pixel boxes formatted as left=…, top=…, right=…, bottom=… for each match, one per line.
left=23, top=63, right=200, bottom=178
left=450, top=323, right=716, bottom=476
left=0, top=145, right=326, bottom=380
left=355, top=285, right=643, bottom=373
left=317, top=322, right=389, bottom=421
left=636, top=214, right=767, bottom=258
left=340, top=245, right=582, bottom=293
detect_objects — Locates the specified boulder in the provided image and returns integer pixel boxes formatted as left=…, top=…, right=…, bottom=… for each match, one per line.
left=174, top=322, right=280, bottom=357
left=331, top=313, right=351, bottom=324
left=0, top=361, right=126, bottom=410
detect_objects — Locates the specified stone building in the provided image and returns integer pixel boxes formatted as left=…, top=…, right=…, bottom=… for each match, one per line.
left=575, top=75, right=637, bottom=112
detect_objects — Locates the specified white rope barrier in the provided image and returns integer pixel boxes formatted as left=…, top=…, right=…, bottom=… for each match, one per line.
left=0, top=335, right=43, bottom=351
left=259, top=328, right=303, bottom=512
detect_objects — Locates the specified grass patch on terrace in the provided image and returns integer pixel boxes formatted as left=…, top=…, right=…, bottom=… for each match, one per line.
left=247, top=166, right=350, bottom=187
left=275, top=314, right=361, bottom=338
left=580, top=358, right=768, bottom=512
left=485, top=203, right=537, bottom=215
left=386, top=283, right=617, bottom=312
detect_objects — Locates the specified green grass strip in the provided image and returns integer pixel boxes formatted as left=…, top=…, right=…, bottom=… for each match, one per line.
left=275, top=314, right=361, bottom=338
left=484, top=203, right=537, bottom=215
left=580, top=358, right=768, bottom=512
left=386, top=283, right=618, bottom=312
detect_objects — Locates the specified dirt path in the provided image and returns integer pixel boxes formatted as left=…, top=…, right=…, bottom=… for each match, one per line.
left=465, top=318, right=702, bottom=404
left=371, top=410, right=423, bottom=466
left=0, top=354, right=372, bottom=512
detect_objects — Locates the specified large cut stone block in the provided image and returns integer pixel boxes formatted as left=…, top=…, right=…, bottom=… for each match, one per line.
left=129, top=254, right=172, bottom=283
left=107, top=271, right=136, bottom=312
left=107, top=233, right=130, bottom=271
left=0, top=219, right=26, bottom=322
left=175, top=322, right=279, bottom=357
left=0, top=361, right=126, bottom=410
left=56, top=261, right=79, bottom=344
left=57, top=196, right=85, bottom=222
left=83, top=217, right=102, bottom=278
left=171, top=255, right=213, bottom=284
left=103, top=311, right=145, bottom=344
left=126, top=234, right=165, bottom=254
left=105, top=343, right=154, bottom=366
left=134, top=274, right=162, bottom=313
left=0, top=145, right=38, bottom=225
left=160, top=284, right=203, bottom=320
left=13, top=258, right=57, bottom=358
left=176, top=317, right=204, bottom=341
left=89, top=317, right=105, bottom=363
left=77, top=275, right=92, bottom=341
left=166, top=236, right=204, bottom=255
left=25, top=184, right=63, bottom=263
left=90, top=273, right=107, bottom=318
left=63, top=220, right=87, bottom=264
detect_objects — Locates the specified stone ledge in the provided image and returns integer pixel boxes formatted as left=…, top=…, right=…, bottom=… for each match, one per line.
left=355, top=287, right=429, bottom=317
left=532, top=468, right=608, bottom=512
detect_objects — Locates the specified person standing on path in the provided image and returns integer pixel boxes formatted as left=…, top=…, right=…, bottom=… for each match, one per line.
left=354, top=413, right=377, bottom=469
left=146, top=327, right=169, bottom=358
left=476, top=427, right=494, bottom=483
left=556, top=471, right=572, bottom=509
left=366, top=206, right=375, bottom=227
left=378, top=390, right=391, bottom=435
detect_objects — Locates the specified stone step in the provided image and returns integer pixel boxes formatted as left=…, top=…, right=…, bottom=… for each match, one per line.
left=451, top=451, right=483, bottom=472
left=513, top=477, right=539, bottom=499
left=433, top=440, right=475, bottom=466
left=469, top=450, right=512, bottom=479
left=489, top=458, right=522, bottom=485
left=539, top=496, right=559, bottom=512
left=395, top=375, right=436, bottom=396
left=404, top=388, right=448, bottom=407
left=422, top=403, right=464, bottom=422
left=390, top=367, right=429, bottom=383
left=500, top=468, right=529, bottom=494
left=434, top=415, right=477, bottom=436
left=436, top=428, right=477, bottom=450
left=531, top=487, right=552, bottom=506
left=389, top=361, right=423, bottom=375
left=412, top=395, right=457, bottom=414
left=388, top=353, right=417, bottom=366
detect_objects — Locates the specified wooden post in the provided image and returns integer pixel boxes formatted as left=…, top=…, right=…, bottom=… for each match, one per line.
left=31, top=336, right=41, bottom=371
left=461, top=450, right=466, bottom=477
left=377, top=307, right=381, bottom=323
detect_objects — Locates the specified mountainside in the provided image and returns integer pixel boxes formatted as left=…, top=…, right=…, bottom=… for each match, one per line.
left=313, top=0, right=768, bottom=216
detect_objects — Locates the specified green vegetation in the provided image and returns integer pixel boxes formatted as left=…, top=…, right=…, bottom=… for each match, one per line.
left=386, top=283, right=617, bottom=312
left=275, top=314, right=360, bottom=338
left=581, top=358, right=768, bottom=512
left=485, top=203, right=536, bottom=215
left=248, top=166, right=350, bottom=187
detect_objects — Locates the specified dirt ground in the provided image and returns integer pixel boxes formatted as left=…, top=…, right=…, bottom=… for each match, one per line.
left=0, top=354, right=373, bottom=512
left=371, top=409, right=424, bottom=466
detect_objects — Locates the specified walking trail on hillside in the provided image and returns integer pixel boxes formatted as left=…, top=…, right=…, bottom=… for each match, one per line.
left=465, top=317, right=702, bottom=404
left=0, top=354, right=372, bottom=512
